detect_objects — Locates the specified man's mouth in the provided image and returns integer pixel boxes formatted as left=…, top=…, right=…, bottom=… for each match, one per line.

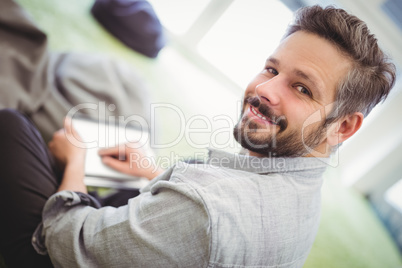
left=249, top=106, right=278, bottom=125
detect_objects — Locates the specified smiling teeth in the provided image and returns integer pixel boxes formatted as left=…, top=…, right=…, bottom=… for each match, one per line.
left=251, top=106, right=279, bottom=126
left=252, top=107, right=267, bottom=120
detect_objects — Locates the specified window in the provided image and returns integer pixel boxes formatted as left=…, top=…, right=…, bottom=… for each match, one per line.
left=148, top=0, right=292, bottom=88
left=385, top=179, right=402, bottom=214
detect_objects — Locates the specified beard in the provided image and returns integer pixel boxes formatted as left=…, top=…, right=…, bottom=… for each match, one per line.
left=233, top=96, right=326, bottom=157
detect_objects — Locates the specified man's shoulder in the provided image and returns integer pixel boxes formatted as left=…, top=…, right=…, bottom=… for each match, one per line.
left=166, top=161, right=321, bottom=197
left=143, top=155, right=325, bottom=207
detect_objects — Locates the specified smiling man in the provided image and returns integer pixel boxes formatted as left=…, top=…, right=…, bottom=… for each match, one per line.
left=0, top=5, right=396, bottom=268
left=234, top=30, right=354, bottom=158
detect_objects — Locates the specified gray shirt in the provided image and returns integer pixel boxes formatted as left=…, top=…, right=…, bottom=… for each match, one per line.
left=33, top=149, right=327, bottom=268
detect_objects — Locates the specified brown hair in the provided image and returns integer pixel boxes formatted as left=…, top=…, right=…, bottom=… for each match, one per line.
left=284, top=5, right=396, bottom=122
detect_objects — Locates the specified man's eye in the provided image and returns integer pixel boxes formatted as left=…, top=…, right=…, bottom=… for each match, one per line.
left=266, top=67, right=278, bottom=75
left=296, top=85, right=312, bottom=97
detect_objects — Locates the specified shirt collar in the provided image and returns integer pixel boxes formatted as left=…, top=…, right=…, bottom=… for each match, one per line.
left=207, top=148, right=329, bottom=176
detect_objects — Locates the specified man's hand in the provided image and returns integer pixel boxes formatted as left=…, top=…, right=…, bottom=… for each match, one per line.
left=48, top=117, right=87, bottom=193
left=48, top=117, right=86, bottom=168
left=98, top=145, right=164, bottom=180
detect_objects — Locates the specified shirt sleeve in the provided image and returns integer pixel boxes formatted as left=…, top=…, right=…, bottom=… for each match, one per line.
left=32, top=168, right=211, bottom=268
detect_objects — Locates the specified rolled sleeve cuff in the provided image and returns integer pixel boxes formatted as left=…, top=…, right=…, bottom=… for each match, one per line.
left=32, top=191, right=101, bottom=255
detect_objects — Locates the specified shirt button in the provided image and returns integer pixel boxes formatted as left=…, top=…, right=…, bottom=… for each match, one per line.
left=32, top=237, right=37, bottom=243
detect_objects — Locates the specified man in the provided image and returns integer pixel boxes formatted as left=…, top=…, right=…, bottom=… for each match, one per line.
left=0, top=5, right=395, bottom=268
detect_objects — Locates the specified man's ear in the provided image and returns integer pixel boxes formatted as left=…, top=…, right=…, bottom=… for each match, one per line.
left=327, top=112, right=364, bottom=146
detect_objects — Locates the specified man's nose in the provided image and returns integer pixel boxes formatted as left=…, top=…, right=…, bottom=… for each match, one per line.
left=255, top=76, right=284, bottom=106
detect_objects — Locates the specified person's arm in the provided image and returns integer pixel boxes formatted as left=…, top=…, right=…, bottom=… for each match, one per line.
left=32, top=168, right=210, bottom=267
left=48, top=117, right=87, bottom=193
left=98, top=144, right=164, bottom=180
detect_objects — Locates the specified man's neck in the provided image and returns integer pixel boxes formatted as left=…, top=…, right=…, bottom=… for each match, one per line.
left=247, top=150, right=266, bottom=158
left=247, top=145, right=331, bottom=158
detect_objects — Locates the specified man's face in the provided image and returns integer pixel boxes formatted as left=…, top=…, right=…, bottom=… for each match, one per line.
left=234, top=31, right=351, bottom=157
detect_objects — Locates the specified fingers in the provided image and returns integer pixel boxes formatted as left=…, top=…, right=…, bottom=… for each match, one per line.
left=49, top=129, right=65, bottom=149
left=98, top=144, right=126, bottom=157
left=62, top=117, right=74, bottom=142
left=101, top=156, right=129, bottom=173
left=98, top=146, right=119, bottom=157
left=63, top=117, right=72, bottom=133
